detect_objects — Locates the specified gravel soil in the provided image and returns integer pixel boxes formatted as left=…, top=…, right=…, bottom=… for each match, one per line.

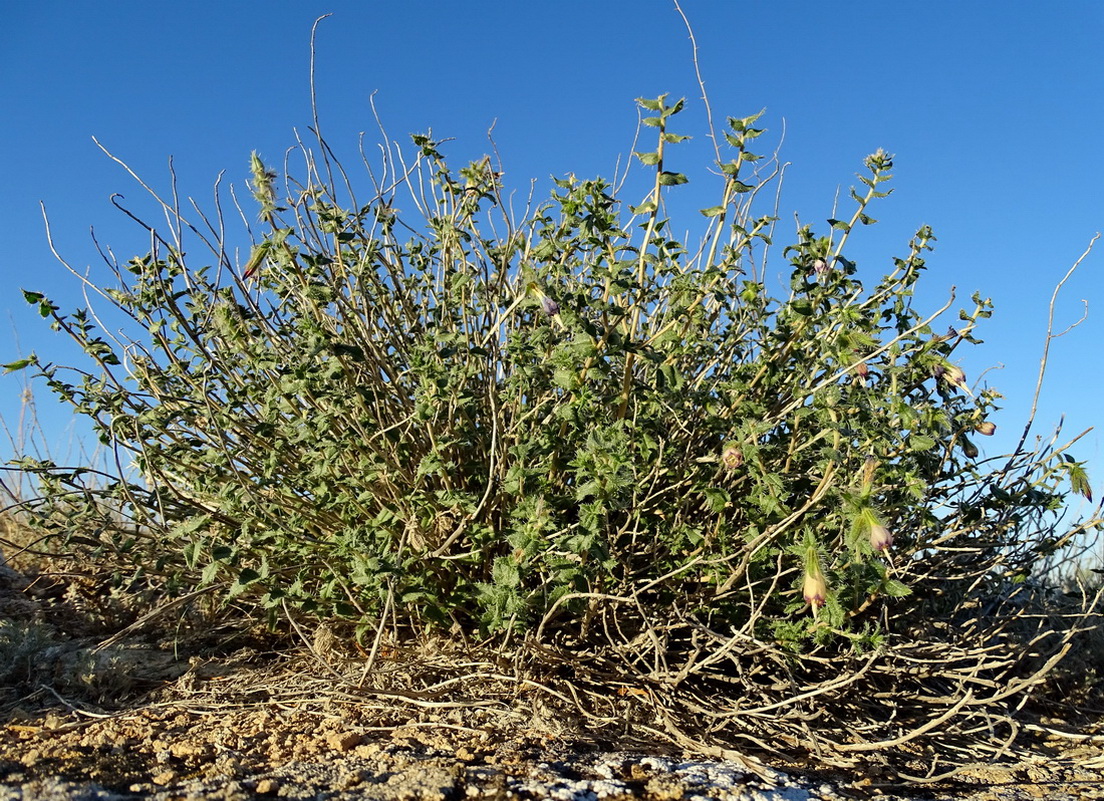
left=2, top=682, right=1103, bottom=801
left=2, top=553, right=1103, bottom=801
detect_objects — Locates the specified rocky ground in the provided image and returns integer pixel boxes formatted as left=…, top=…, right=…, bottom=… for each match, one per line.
left=1, top=695, right=1103, bottom=801
left=2, top=550, right=1103, bottom=800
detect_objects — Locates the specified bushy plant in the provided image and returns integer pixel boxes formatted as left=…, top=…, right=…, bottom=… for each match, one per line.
left=9, top=93, right=1102, bottom=762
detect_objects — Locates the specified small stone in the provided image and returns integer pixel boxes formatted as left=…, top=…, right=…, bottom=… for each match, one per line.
left=255, top=778, right=280, bottom=794
left=328, top=730, right=362, bottom=751
left=338, top=771, right=364, bottom=789
left=645, top=776, right=687, bottom=800
left=152, top=770, right=176, bottom=786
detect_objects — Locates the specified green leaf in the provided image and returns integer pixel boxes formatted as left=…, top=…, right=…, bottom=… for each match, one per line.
left=657, top=171, right=688, bottom=186
left=492, top=556, right=521, bottom=588
left=727, top=110, right=765, bottom=132
left=229, top=567, right=261, bottom=598
left=2, top=356, right=35, bottom=373
left=1068, top=462, right=1093, bottom=502
left=200, top=562, right=220, bottom=586
left=882, top=579, right=912, bottom=597
left=575, top=479, right=600, bottom=501
left=182, top=541, right=201, bottom=570
left=700, top=205, right=726, bottom=218
left=909, top=434, right=936, bottom=452
left=634, top=151, right=661, bottom=166
left=553, top=367, right=578, bottom=390
left=702, top=486, right=731, bottom=513
left=27, top=291, right=59, bottom=318
left=658, top=361, right=683, bottom=389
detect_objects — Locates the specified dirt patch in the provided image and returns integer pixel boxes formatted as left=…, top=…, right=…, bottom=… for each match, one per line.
left=2, top=547, right=1104, bottom=800
left=2, top=658, right=1103, bottom=801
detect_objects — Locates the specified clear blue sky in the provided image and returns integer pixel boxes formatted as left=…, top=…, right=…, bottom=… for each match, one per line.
left=2, top=2, right=1102, bottom=515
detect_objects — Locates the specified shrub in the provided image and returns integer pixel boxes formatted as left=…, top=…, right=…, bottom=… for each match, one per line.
left=9, top=92, right=1102, bottom=766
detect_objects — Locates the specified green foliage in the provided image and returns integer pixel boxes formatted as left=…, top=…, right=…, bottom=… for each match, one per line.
left=13, top=95, right=1098, bottom=656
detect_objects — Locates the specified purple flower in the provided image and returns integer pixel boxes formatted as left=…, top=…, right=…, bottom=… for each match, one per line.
left=540, top=295, right=560, bottom=317
left=934, top=362, right=966, bottom=389
left=869, top=523, right=894, bottom=552
left=721, top=444, right=743, bottom=470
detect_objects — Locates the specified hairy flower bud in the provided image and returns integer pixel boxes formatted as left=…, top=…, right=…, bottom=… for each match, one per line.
left=540, top=295, right=560, bottom=317
left=941, top=363, right=967, bottom=388
left=976, top=421, right=996, bottom=436
left=803, top=567, right=827, bottom=611
left=721, top=444, right=743, bottom=470
left=869, top=523, right=894, bottom=552
left=812, top=258, right=828, bottom=275
left=961, top=438, right=979, bottom=459
left=802, top=542, right=828, bottom=613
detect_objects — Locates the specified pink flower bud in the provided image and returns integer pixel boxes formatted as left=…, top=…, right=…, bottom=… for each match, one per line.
left=721, top=444, right=743, bottom=470
left=869, top=523, right=894, bottom=552
left=941, top=364, right=966, bottom=388
left=802, top=542, right=828, bottom=614
left=976, top=421, right=996, bottom=436
left=803, top=569, right=827, bottom=610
